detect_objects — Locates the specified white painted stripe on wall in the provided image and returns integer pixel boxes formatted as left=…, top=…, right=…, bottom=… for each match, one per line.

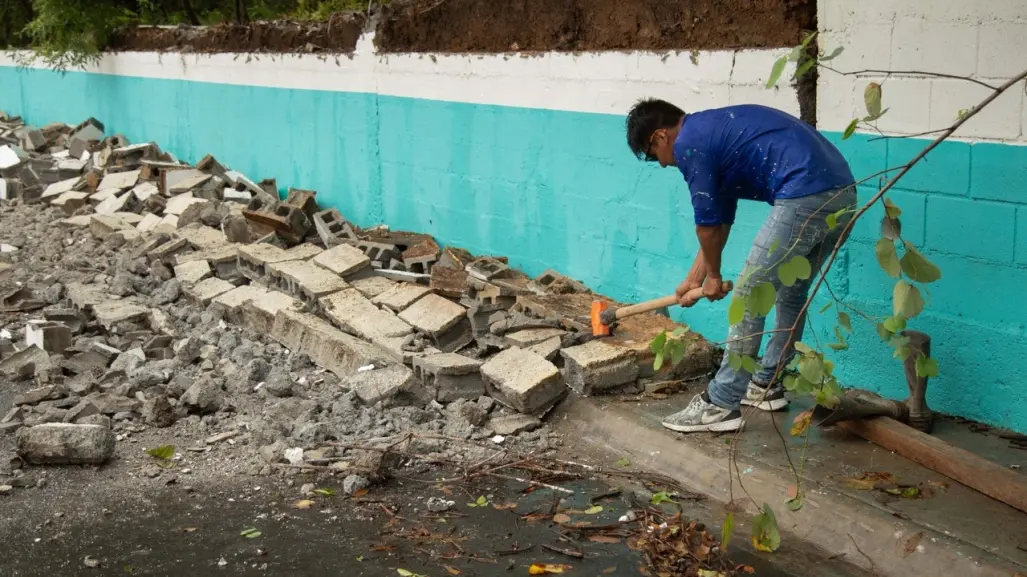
left=0, top=32, right=800, bottom=118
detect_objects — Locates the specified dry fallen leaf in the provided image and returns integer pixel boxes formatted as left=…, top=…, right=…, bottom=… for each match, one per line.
left=182, top=527, right=198, bottom=533
left=602, top=568, right=617, bottom=575
left=493, top=502, right=519, bottom=511
left=902, top=531, right=924, bottom=557
left=529, top=563, right=572, bottom=575
left=295, top=499, right=314, bottom=509
left=444, top=566, right=461, bottom=575
left=790, top=409, right=812, bottom=437
left=844, top=471, right=896, bottom=491
left=588, top=535, right=621, bottom=544
left=552, top=513, right=571, bottom=524
left=351, top=488, right=369, bottom=498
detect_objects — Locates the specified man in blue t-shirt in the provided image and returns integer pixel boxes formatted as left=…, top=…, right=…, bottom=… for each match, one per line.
left=625, top=99, right=856, bottom=433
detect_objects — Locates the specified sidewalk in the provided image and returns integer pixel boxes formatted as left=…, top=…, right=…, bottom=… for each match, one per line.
left=553, top=384, right=1027, bottom=577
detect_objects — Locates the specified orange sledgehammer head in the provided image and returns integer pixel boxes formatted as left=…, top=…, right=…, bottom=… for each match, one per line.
left=591, top=300, right=612, bottom=337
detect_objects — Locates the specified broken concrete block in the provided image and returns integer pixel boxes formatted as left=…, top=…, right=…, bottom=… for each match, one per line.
left=312, top=243, right=371, bottom=277
left=168, top=171, right=212, bottom=195
left=94, top=190, right=139, bottom=216
left=506, top=328, right=568, bottom=348
left=527, top=336, right=562, bottom=361
left=284, top=188, right=319, bottom=218
left=136, top=213, right=162, bottom=232
left=237, top=242, right=294, bottom=281
left=212, top=284, right=270, bottom=320
left=65, top=283, right=106, bottom=312
left=50, top=190, right=89, bottom=215
left=96, top=169, right=140, bottom=192
left=176, top=223, right=227, bottom=251
left=0, top=177, right=22, bottom=201
left=402, top=238, right=441, bottom=274
left=533, top=269, right=590, bottom=294
left=466, top=256, right=510, bottom=281
left=184, top=277, right=234, bottom=305
left=266, top=259, right=347, bottom=308
left=320, top=289, right=413, bottom=340
left=41, top=176, right=80, bottom=200
left=398, top=294, right=466, bottom=337
left=412, top=353, right=485, bottom=402
left=243, top=204, right=311, bottom=244
left=113, top=211, right=145, bottom=225
left=165, top=192, right=207, bottom=216
left=0, top=144, right=29, bottom=173
left=481, top=348, right=565, bottom=414
left=93, top=300, right=149, bottom=328
left=63, top=400, right=101, bottom=424
left=70, top=117, right=105, bottom=143
left=16, top=423, right=115, bottom=465
left=238, top=290, right=300, bottom=335
left=269, top=309, right=393, bottom=378
left=372, top=283, right=431, bottom=312
left=372, top=335, right=441, bottom=365
left=14, top=385, right=58, bottom=406
left=148, top=237, right=190, bottom=265
left=312, top=208, right=358, bottom=246
left=174, top=259, right=212, bottom=285
left=58, top=215, right=93, bottom=228
left=89, top=214, right=134, bottom=239
left=430, top=265, right=469, bottom=299
left=345, top=365, right=417, bottom=406
left=196, top=154, right=228, bottom=179
left=560, top=340, right=640, bottom=394
left=285, top=243, right=323, bottom=261
left=350, top=276, right=397, bottom=299
left=25, top=321, right=72, bottom=354
left=489, top=413, right=543, bottom=436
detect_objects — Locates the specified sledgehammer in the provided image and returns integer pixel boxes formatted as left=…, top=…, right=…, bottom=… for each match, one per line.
left=590, top=281, right=733, bottom=337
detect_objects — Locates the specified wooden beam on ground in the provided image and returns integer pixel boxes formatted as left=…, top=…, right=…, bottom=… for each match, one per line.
left=839, top=417, right=1027, bottom=514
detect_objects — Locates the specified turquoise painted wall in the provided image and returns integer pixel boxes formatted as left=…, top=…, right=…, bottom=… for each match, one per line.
left=3, top=65, right=1026, bottom=432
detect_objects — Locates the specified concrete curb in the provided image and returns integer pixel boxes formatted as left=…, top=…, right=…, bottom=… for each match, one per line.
left=553, top=396, right=1024, bottom=577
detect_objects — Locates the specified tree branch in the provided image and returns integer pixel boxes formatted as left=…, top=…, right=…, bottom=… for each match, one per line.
left=821, top=64, right=1000, bottom=91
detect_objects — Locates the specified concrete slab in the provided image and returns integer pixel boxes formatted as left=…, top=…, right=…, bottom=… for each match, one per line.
left=50, top=191, right=89, bottom=215
left=372, top=283, right=432, bottom=312
left=481, top=348, right=564, bottom=414
left=345, top=365, right=417, bottom=406
left=184, top=277, right=234, bottom=306
left=94, top=191, right=134, bottom=216
left=173, top=260, right=212, bottom=285
left=505, top=327, right=568, bottom=347
left=266, top=259, right=347, bottom=305
left=320, top=289, right=412, bottom=341
left=560, top=339, right=640, bottom=394
left=96, top=169, right=140, bottom=191
left=350, top=276, right=397, bottom=299
left=312, top=243, right=371, bottom=277
left=176, top=223, right=227, bottom=250
left=58, top=215, right=92, bottom=228
left=213, top=284, right=269, bottom=313
left=165, top=192, right=207, bottom=216
left=527, top=336, right=562, bottom=361
left=136, top=213, right=162, bottom=232
left=237, top=242, right=293, bottom=280
left=412, top=353, right=484, bottom=402
left=284, top=243, right=322, bottom=261
left=66, top=283, right=107, bottom=311
left=92, top=300, right=149, bottom=328
left=41, top=177, right=80, bottom=200
left=238, top=290, right=300, bottom=334
left=89, top=215, right=133, bottom=239
left=398, top=294, right=466, bottom=336
left=269, top=309, right=393, bottom=378
left=114, top=212, right=144, bottom=225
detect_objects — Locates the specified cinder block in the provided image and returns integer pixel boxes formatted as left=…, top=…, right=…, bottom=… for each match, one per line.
left=25, top=321, right=72, bottom=354
left=890, top=20, right=977, bottom=78
left=402, top=238, right=441, bottom=274
left=527, top=336, right=562, bottom=361
left=184, top=277, right=235, bottom=305
left=284, top=188, right=319, bottom=218
left=269, top=309, right=393, bottom=378
left=481, top=348, right=565, bottom=414
left=96, top=169, right=141, bottom=192
left=412, top=353, right=484, bottom=402
left=345, top=365, right=420, bottom=406
left=560, top=340, right=640, bottom=395
left=929, top=80, right=1022, bottom=140
left=266, top=259, right=347, bottom=307
left=505, top=328, right=567, bottom=347
left=237, top=242, right=294, bottom=280
left=285, top=243, right=323, bottom=261
left=238, top=290, right=300, bottom=334
left=212, top=284, right=269, bottom=317
left=465, top=256, right=510, bottom=281
left=372, top=283, right=431, bottom=312
left=0, top=177, right=21, bottom=201
left=70, top=117, right=104, bottom=143
left=438, top=246, right=475, bottom=270
left=174, top=259, right=212, bottom=285
left=978, top=22, right=1027, bottom=79
left=92, top=300, right=149, bottom=328
left=925, top=196, right=1014, bottom=263
left=970, top=142, right=1027, bottom=204
left=357, top=239, right=400, bottom=266
left=313, top=243, right=371, bottom=277
left=89, top=215, right=134, bottom=239
left=399, top=294, right=466, bottom=336
left=350, top=276, right=397, bottom=299
left=320, top=289, right=413, bottom=340
left=312, top=208, right=359, bottom=247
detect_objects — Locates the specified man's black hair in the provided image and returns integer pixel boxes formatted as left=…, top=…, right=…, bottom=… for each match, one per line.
left=625, top=98, right=686, bottom=160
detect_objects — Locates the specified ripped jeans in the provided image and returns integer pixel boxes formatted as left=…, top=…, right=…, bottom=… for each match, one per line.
left=707, top=186, right=857, bottom=411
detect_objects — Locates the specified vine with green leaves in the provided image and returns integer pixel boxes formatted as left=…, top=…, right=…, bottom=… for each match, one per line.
left=649, top=31, right=1027, bottom=557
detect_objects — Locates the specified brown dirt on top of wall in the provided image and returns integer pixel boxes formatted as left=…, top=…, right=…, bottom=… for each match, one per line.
left=376, top=0, right=816, bottom=53
left=109, top=14, right=365, bottom=54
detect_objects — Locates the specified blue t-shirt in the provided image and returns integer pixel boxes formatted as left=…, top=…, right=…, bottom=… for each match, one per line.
left=673, top=104, right=855, bottom=226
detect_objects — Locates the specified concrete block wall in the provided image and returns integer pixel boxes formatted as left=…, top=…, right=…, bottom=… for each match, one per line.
left=817, top=0, right=1027, bottom=430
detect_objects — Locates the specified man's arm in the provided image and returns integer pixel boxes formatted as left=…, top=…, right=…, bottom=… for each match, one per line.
left=677, top=147, right=733, bottom=304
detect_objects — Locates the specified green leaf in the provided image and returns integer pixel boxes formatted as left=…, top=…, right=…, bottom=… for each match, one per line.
left=748, top=282, right=777, bottom=317
left=728, top=298, right=746, bottom=325
left=778, top=255, right=812, bottom=287
left=670, top=327, right=689, bottom=338
left=800, top=31, right=818, bottom=49
left=893, top=280, right=925, bottom=318
left=842, top=118, right=859, bottom=140
left=649, top=331, right=667, bottom=355
left=827, top=341, right=849, bottom=351
left=786, top=494, right=804, bottom=511
left=826, top=207, right=848, bottom=231
left=585, top=505, right=604, bottom=515
left=793, top=58, right=816, bottom=79
left=783, top=375, right=798, bottom=391
left=798, top=356, right=824, bottom=384
left=650, top=491, right=676, bottom=505
left=240, top=527, right=261, bottom=538
left=882, top=315, right=907, bottom=333
left=893, top=345, right=911, bottom=361
left=787, top=46, right=804, bottom=62
left=900, top=243, right=942, bottom=283
left=313, top=488, right=336, bottom=496
left=837, top=311, right=852, bottom=332
left=915, top=356, right=939, bottom=378
left=722, top=512, right=735, bottom=551
left=864, top=82, right=882, bottom=118
left=741, top=355, right=760, bottom=374
left=653, top=351, right=664, bottom=371
left=767, top=56, right=788, bottom=88
left=728, top=351, right=743, bottom=371
left=768, top=239, right=779, bottom=255
left=880, top=216, right=901, bottom=240
left=819, top=301, right=833, bottom=314
left=616, top=457, right=631, bottom=467
left=884, top=199, right=902, bottom=219
left=876, top=322, right=891, bottom=340
left=146, top=445, right=175, bottom=460
left=669, top=341, right=685, bottom=366
left=875, top=238, right=900, bottom=278
left=819, top=46, right=844, bottom=61
left=476, top=496, right=488, bottom=506
left=794, top=376, right=815, bottom=394
left=793, top=341, right=814, bottom=355
left=751, top=504, right=781, bottom=552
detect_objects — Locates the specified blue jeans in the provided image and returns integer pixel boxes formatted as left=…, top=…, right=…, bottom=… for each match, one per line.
left=707, top=187, right=857, bottom=411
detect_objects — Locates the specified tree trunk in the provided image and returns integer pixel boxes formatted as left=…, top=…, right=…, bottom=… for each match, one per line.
left=181, top=0, right=200, bottom=25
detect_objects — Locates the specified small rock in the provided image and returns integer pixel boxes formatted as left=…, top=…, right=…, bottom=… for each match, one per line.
left=300, top=482, right=315, bottom=495
left=343, top=474, right=370, bottom=496
left=264, top=368, right=294, bottom=398
left=426, top=496, right=454, bottom=513
left=284, top=447, right=304, bottom=465
left=142, top=395, right=175, bottom=428
left=181, top=378, right=223, bottom=414
left=489, top=414, right=542, bottom=436
left=246, top=358, right=270, bottom=383
left=0, top=485, right=12, bottom=495
left=16, top=423, right=115, bottom=465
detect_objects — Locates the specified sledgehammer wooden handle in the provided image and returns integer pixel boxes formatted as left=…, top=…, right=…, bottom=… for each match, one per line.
left=613, top=281, right=734, bottom=321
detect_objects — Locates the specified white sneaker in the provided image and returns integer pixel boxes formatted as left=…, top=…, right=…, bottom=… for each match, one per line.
left=661, top=394, right=745, bottom=433
left=740, top=381, right=789, bottom=411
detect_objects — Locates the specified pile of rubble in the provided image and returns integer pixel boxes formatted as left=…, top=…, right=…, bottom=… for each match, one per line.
left=0, top=111, right=718, bottom=481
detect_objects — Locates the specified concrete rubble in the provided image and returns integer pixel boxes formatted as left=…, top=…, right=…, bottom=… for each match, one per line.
left=0, top=112, right=717, bottom=486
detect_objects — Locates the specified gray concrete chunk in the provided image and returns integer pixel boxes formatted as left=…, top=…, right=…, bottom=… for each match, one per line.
left=238, top=290, right=300, bottom=334
left=505, top=327, right=567, bottom=347
left=267, top=259, right=347, bottom=303
left=269, top=309, right=393, bottom=378
left=184, top=277, right=234, bottom=305
left=489, top=413, right=543, bottom=435
left=412, top=353, right=485, bottom=402
left=173, top=260, right=212, bottom=285
left=313, top=243, right=371, bottom=277
left=345, top=365, right=417, bottom=406
left=93, top=300, right=149, bottom=328
left=350, top=276, right=397, bottom=299
left=398, top=294, right=466, bottom=336
left=320, top=289, right=412, bottom=340
left=481, top=348, right=565, bottom=414
left=372, top=283, right=431, bottom=312
left=16, top=423, right=115, bottom=465
left=560, top=340, right=640, bottom=394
